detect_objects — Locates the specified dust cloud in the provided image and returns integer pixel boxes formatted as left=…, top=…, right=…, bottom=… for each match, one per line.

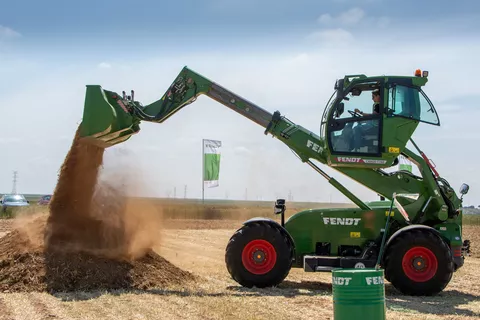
left=0, top=126, right=195, bottom=293
left=44, top=127, right=164, bottom=261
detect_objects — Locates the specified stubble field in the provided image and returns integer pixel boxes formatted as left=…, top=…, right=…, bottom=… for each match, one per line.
left=0, top=200, right=479, bottom=320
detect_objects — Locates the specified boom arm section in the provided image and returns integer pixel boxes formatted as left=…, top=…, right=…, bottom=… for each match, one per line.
left=141, top=67, right=274, bottom=130
left=79, top=66, right=274, bottom=147
left=79, top=65, right=332, bottom=160
left=140, top=67, right=337, bottom=165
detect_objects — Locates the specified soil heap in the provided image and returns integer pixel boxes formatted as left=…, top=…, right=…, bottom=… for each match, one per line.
left=0, top=127, right=195, bottom=293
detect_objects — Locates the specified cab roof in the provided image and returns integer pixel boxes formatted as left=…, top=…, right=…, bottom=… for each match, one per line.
left=340, top=70, right=429, bottom=90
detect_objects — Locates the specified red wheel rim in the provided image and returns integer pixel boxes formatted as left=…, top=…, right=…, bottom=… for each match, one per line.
left=241, top=239, right=277, bottom=275
left=402, top=246, right=438, bottom=282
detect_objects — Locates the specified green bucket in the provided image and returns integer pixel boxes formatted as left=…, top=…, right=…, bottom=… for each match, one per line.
left=332, top=268, right=386, bottom=320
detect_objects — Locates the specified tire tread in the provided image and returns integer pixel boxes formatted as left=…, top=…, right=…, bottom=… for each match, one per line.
left=384, top=229, right=453, bottom=296
left=225, top=222, right=293, bottom=288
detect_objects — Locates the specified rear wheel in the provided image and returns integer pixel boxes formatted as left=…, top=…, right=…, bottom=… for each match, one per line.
left=384, top=229, right=454, bottom=296
left=225, top=222, right=293, bottom=288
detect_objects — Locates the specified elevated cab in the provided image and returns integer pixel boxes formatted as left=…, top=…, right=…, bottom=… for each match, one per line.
left=320, top=69, right=440, bottom=168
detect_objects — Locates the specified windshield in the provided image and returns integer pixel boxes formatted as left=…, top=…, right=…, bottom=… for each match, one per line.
left=3, top=195, right=27, bottom=202
left=387, top=84, right=440, bottom=125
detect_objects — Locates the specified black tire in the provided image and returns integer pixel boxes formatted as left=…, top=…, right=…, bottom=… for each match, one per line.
left=225, top=222, right=293, bottom=288
left=384, top=229, right=454, bottom=296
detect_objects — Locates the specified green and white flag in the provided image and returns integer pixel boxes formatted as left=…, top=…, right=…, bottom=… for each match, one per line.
left=203, top=139, right=222, bottom=188
left=398, top=155, right=412, bottom=172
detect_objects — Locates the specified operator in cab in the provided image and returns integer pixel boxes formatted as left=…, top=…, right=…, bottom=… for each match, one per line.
left=354, top=89, right=380, bottom=116
left=351, top=88, right=381, bottom=152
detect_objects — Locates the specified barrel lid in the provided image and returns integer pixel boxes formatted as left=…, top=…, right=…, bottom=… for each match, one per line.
left=332, top=268, right=384, bottom=274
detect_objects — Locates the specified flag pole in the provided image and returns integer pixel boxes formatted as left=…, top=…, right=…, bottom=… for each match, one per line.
left=202, top=138, right=205, bottom=204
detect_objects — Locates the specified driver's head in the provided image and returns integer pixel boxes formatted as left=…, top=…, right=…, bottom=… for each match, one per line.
left=372, top=89, right=381, bottom=103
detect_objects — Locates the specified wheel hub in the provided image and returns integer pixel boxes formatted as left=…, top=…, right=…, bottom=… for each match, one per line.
left=253, top=250, right=265, bottom=263
left=241, top=239, right=277, bottom=275
left=402, top=246, right=438, bottom=282
left=412, top=257, right=425, bottom=270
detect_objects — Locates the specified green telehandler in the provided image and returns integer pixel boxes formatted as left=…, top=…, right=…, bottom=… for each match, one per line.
left=79, top=67, right=470, bottom=296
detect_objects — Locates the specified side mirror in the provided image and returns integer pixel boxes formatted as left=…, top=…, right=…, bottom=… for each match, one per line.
left=459, top=183, right=469, bottom=195
left=274, top=199, right=286, bottom=215
left=274, top=198, right=286, bottom=227
left=335, top=102, right=344, bottom=118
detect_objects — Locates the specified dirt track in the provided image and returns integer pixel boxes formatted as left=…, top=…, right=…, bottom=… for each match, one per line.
left=0, top=219, right=479, bottom=320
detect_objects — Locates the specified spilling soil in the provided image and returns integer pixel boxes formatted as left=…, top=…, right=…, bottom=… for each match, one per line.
left=0, top=127, right=195, bottom=293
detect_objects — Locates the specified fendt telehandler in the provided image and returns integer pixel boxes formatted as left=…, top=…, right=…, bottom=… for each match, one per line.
left=79, top=67, right=470, bottom=296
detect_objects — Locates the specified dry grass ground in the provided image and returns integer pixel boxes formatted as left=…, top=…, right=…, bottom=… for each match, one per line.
left=0, top=214, right=479, bottom=320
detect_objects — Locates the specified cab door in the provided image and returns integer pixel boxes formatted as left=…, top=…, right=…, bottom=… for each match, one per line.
left=381, top=80, right=440, bottom=157
left=326, top=79, right=385, bottom=166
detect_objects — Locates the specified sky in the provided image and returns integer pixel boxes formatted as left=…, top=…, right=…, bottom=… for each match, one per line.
left=1, top=0, right=480, bottom=205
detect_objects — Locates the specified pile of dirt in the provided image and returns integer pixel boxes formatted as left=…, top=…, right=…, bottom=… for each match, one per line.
left=0, top=127, right=196, bottom=293
left=0, top=220, right=13, bottom=233
left=0, top=215, right=194, bottom=292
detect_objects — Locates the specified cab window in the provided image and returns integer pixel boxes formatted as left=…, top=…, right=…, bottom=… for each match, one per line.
left=328, top=83, right=382, bottom=155
left=333, top=83, right=381, bottom=120
left=387, top=84, right=439, bottom=125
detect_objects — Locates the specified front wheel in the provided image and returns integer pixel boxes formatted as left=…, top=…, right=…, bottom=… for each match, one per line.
left=384, top=229, right=454, bottom=296
left=225, top=222, right=293, bottom=288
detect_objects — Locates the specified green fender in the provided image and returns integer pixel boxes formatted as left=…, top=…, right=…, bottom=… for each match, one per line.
left=382, top=224, right=446, bottom=264
left=242, top=217, right=296, bottom=256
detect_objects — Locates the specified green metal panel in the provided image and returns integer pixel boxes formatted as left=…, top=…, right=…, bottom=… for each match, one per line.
left=284, top=207, right=401, bottom=264
left=434, top=221, right=463, bottom=247
left=332, top=268, right=386, bottom=320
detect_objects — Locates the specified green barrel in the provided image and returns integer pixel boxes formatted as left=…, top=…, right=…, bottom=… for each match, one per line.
left=332, top=268, right=386, bottom=320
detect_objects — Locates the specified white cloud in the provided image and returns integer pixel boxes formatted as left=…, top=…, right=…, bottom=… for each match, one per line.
left=0, top=25, right=21, bottom=39
left=338, top=8, right=365, bottom=25
left=318, top=14, right=333, bottom=24
left=316, top=7, right=390, bottom=32
left=98, top=62, right=112, bottom=69
left=307, top=28, right=354, bottom=44
left=317, top=8, right=365, bottom=26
